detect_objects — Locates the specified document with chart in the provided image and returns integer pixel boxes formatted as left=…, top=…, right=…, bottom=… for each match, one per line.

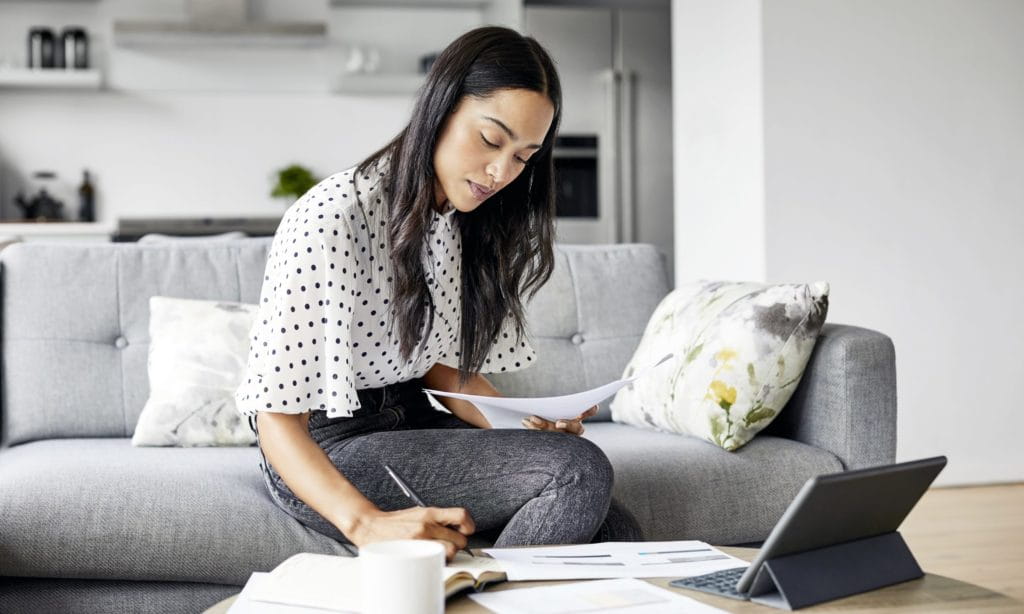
left=481, top=540, right=749, bottom=581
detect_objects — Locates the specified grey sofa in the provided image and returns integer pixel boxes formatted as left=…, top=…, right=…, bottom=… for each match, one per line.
left=0, top=239, right=896, bottom=613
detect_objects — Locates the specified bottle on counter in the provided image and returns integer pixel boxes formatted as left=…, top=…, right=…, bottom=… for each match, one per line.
left=78, top=169, right=95, bottom=222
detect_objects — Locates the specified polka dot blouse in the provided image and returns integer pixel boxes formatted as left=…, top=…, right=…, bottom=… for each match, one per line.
left=234, top=153, right=537, bottom=419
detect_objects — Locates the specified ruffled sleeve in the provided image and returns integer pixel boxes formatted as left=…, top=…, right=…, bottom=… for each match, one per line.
left=437, top=309, right=537, bottom=374
left=234, top=205, right=362, bottom=418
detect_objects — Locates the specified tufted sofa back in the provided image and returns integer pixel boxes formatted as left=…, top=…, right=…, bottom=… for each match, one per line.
left=0, top=240, right=670, bottom=447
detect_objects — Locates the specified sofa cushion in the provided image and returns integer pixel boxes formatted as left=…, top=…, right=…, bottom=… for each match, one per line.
left=489, top=244, right=671, bottom=422
left=131, top=296, right=258, bottom=448
left=0, top=439, right=351, bottom=585
left=610, top=280, right=830, bottom=451
left=582, top=422, right=844, bottom=545
left=1, top=424, right=841, bottom=584
left=0, top=241, right=273, bottom=448
left=0, top=242, right=669, bottom=447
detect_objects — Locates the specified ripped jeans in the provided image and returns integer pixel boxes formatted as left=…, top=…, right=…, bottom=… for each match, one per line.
left=248, top=376, right=643, bottom=550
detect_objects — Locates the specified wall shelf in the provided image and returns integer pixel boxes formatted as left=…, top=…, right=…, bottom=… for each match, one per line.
left=0, top=68, right=102, bottom=90
left=112, top=21, right=328, bottom=47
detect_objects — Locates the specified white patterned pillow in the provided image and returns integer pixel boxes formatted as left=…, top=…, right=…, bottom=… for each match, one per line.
left=610, top=280, right=829, bottom=451
left=131, top=296, right=258, bottom=447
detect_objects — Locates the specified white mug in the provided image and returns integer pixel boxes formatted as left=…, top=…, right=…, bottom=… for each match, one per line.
left=360, top=539, right=445, bottom=614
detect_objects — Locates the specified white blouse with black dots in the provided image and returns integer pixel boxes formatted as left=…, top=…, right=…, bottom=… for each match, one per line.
left=234, top=153, right=536, bottom=418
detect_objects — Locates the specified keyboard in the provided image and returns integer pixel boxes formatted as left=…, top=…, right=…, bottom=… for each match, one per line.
left=669, top=566, right=750, bottom=600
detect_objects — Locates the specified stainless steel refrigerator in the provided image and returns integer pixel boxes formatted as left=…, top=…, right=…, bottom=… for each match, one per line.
left=524, top=0, right=674, bottom=281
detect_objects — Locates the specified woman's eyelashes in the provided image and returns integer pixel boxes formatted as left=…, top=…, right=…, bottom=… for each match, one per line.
left=481, top=134, right=528, bottom=165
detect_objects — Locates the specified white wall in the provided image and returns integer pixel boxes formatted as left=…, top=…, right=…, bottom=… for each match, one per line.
left=763, top=0, right=1024, bottom=487
left=0, top=91, right=413, bottom=219
left=671, top=0, right=765, bottom=284
left=673, top=0, right=1024, bottom=486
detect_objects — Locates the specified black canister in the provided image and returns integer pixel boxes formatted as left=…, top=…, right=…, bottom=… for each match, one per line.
left=27, top=26, right=56, bottom=69
left=59, top=27, right=89, bottom=69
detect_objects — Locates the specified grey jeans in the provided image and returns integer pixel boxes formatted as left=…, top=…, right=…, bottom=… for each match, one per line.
left=249, top=376, right=643, bottom=549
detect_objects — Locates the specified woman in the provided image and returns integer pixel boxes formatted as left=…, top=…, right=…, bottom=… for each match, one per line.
left=235, top=26, right=642, bottom=562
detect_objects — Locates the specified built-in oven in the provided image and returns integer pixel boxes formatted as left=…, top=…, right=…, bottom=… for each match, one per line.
left=552, top=134, right=598, bottom=219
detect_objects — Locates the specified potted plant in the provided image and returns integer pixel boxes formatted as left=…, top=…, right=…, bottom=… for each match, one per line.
left=271, top=164, right=318, bottom=205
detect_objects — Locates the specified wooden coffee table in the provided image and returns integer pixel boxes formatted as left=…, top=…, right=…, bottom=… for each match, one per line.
left=204, top=546, right=1023, bottom=613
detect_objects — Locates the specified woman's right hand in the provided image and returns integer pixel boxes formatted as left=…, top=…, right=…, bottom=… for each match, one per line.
left=345, top=506, right=476, bottom=562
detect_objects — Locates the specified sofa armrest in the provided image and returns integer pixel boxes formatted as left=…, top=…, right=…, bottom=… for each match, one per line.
left=762, top=323, right=897, bottom=470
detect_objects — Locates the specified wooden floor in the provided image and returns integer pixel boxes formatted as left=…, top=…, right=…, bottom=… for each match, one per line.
left=900, top=482, right=1024, bottom=602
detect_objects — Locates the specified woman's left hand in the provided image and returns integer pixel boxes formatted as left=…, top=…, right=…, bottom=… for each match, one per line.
left=521, top=405, right=599, bottom=436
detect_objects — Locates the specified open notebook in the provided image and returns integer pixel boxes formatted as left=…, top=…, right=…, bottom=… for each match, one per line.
left=244, top=551, right=507, bottom=611
left=443, top=551, right=508, bottom=595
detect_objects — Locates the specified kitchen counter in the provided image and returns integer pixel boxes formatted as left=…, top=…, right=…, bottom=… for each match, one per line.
left=0, top=221, right=116, bottom=240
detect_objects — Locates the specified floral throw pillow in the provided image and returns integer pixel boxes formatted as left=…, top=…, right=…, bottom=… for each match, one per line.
left=609, top=280, right=830, bottom=451
left=132, top=296, right=258, bottom=447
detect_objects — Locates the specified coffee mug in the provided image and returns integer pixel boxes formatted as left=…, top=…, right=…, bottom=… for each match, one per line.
left=360, top=539, right=445, bottom=614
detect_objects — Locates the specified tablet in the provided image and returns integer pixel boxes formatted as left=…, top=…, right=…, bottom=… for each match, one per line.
left=734, top=455, right=947, bottom=594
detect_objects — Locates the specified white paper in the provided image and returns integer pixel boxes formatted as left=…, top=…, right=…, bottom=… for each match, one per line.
left=422, top=353, right=674, bottom=422
left=481, top=541, right=748, bottom=581
left=468, top=577, right=729, bottom=614
left=229, top=572, right=349, bottom=613
left=246, top=554, right=361, bottom=612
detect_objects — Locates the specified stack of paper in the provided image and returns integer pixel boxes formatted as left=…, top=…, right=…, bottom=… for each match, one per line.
left=229, top=554, right=361, bottom=613
left=228, top=573, right=344, bottom=614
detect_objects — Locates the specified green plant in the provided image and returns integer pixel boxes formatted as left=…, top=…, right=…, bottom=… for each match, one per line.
left=271, top=164, right=318, bottom=201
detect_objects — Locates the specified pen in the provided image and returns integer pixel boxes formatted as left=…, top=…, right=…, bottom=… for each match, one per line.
left=383, top=463, right=475, bottom=558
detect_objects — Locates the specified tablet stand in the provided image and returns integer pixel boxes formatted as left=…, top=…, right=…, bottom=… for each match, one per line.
left=746, top=531, right=924, bottom=610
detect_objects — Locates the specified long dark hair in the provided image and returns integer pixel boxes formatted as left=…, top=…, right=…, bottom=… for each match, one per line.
left=354, top=26, right=562, bottom=388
